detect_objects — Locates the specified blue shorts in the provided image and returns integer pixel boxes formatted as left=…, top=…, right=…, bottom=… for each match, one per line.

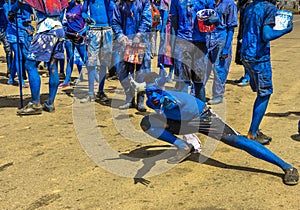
left=27, top=28, right=65, bottom=62
left=242, top=60, right=273, bottom=97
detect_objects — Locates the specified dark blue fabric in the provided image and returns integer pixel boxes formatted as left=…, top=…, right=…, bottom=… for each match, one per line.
left=240, top=0, right=276, bottom=62
left=112, top=0, right=152, bottom=40
left=82, top=0, right=115, bottom=27
left=170, top=0, right=214, bottom=41
left=145, top=88, right=206, bottom=121
left=0, top=2, right=8, bottom=29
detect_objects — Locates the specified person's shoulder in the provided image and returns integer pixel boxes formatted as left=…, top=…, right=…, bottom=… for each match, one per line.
left=226, top=0, right=238, bottom=8
left=165, top=90, right=193, bottom=100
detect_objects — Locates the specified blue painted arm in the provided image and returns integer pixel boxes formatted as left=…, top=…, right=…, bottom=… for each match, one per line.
left=136, top=0, right=152, bottom=38
left=81, top=0, right=89, bottom=20
left=111, top=3, right=125, bottom=40
left=221, top=27, right=234, bottom=59
left=262, top=23, right=293, bottom=42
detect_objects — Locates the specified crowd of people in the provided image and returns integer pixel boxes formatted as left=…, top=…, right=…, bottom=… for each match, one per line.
left=0, top=0, right=298, bottom=185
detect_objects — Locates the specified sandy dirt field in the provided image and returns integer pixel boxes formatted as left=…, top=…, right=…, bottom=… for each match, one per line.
left=0, top=15, right=300, bottom=210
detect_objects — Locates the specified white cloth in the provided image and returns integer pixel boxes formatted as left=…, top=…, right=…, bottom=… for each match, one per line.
left=37, top=17, right=62, bottom=33
left=183, top=134, right=202, bottom=153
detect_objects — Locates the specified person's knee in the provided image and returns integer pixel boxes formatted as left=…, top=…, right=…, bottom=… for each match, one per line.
left=25, top=59, right=36, bottom=71
left=221, top=135, right=241, bottom=148
left=140, top=116, right=151, bottom=132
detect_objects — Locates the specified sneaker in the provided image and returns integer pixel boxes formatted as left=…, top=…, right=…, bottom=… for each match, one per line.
left=38, top=64, right=44, bottom=70
left=42, top=102, right=55, bottom=112
left=80, top=95, right=95, bottom=103
left=283, top=167, right=299, bottom=185
left=59, top=73, right=66, bottom=79
left=183, top=134, right=202, bottom=153
left=237, top=78, right=249, bottom=86
left=166, top=76, right=173, bottom=83
left=71, top=79, right=81, bottom=86
left=108, top=75, right=118, bottom=80
left=17, top=102, right=42, bottom=115
left=167, top=144, right=193, bottom=164
left=42, top=72, right=49, bottom=78
left=119, top=102, right=136, bottom=110
left=247, top=131, right=272, bottom=145
left=7, top=80, right=18, bottom=86
left=234, top=76, right=244, bottom=84
left=22, top=83, right=29, bottom=88
left=58, top=83, right=70, bottom=89
left=96, top=92, right=109, bottom=102
left=208, top=96, right=223, bottom=105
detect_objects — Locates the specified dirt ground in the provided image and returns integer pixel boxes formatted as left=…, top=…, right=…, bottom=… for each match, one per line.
left=0, top=15, right=300, bottom=210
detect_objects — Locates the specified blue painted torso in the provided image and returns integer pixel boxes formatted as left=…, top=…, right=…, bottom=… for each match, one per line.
left=146, top=90, right=206, bottom=121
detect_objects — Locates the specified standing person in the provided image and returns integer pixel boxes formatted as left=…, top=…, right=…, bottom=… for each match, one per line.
left=169, top=0, right=215, bottom=101
left=157, top=0, right=174, bottom=82
left=80, top=0, right=115, bottom=103
left=11, top=0, right=67, bottom=115
left=233, top=0, right=252, bottom=86
left=72, top=47, right=84, bottom=84
left=149, top=0, right=160, bottom=58
left=135, top=71, right=298, bottom=185
left=58, top=0, right=87, bottom=89
left=202, top=0, right=238, bottom=105
left=0, top=0, right=13, bottom=78
left=5, top=0, right=31, bottom=87
left=240, top=0, right=293, bottom=144
left=111, top=0, right=152, bottom=112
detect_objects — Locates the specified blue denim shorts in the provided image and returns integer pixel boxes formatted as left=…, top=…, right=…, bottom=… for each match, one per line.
left=243, top=60, right=273, bottom=97
left=86, top=28, right=113, bottom=67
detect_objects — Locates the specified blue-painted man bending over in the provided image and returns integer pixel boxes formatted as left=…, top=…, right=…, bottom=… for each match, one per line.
left=240, top=0, right=293, bottom=144
left=137, top=68, right=298, bottom=185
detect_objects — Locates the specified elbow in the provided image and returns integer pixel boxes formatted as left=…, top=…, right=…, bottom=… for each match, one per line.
left=262, top=34, right=271, bottom=42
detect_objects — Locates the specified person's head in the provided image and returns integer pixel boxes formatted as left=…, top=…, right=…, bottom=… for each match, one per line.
left=143, top=72, right=165, bottom=107
left=129, top=68, right=167, bottom=107
left=145, top=85, right=164, bottom=107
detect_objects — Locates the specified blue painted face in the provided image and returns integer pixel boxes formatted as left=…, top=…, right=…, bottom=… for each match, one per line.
left=146, top=85, right=163, bottom=107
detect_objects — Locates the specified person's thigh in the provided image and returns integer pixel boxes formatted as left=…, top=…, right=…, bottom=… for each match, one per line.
left=244, top=61, right=273, bottom=97
left=100, top=29, right=113, bottom=67
left=173, top=39, right=193, bottom=81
